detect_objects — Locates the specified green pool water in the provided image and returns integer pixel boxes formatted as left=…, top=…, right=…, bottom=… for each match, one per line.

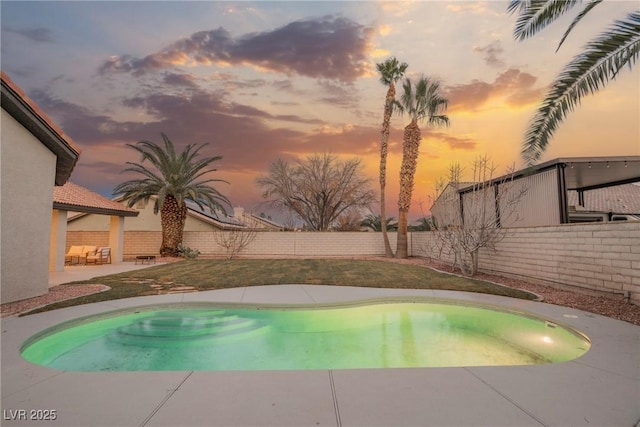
left=21, top=300, right=590, bottom=371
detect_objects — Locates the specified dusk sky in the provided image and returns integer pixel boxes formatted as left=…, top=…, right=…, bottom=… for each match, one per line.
left=2, top=1, right=639, bottom=222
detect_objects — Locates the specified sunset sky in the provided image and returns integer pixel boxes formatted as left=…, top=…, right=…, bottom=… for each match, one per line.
left=2, top=1, right=638, bottom=222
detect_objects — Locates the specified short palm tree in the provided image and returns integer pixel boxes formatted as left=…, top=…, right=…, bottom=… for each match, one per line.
left=360, top=213, right=398, bottom=232
left=411, top=216, right=434, bottom=231
left=113, top=133, right=230, bottom=257
left=376, top=57, right=408, bottom=257
left=509, top=1, right=640, bottom=165
left=395, top=76, right=449, bottom=258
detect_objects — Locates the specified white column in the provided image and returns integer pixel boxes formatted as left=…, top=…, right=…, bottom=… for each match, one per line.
left=49, top=209, right=67, bottom=272
left=109, top=216, right=125, bottom=263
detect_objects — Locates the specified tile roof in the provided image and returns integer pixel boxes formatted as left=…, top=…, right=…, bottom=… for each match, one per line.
left=54, top=182, right=138, bottom=217
left=567, top=183, right=640, bottom=214
left=1, top=72, right=81, bottom=184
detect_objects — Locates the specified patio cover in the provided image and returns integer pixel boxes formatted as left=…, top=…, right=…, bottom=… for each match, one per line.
left=537, top=156, right=640, bottom=191
left=454, top=156, right=640, bottom=224
left=51, top=183, right=138, bottom=271
left=53, top=182, right=139, bottom=217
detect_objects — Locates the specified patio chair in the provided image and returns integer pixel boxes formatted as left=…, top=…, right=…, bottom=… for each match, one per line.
left=79, top=246, right=97, bottom=264
left=86, top=247, right=111, bottom=265
left=64, top=246, right=85, bottom=265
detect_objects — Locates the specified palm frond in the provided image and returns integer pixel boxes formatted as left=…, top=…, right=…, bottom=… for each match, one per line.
left=113, top=133, right=231, bottom=213
left=398, top=76, right=450, bottom=127
left=522, top=11, right=640, bottom=164
left=556, top=0, right=603, bottom=51
left=376, top=57, right=408, bottom=85
left=510, top=0, right=581, bottom=41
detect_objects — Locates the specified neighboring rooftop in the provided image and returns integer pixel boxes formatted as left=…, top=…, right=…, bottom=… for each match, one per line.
left=186, top=200, right=246, bottom=229
left=568, top=183, right=640, bottom=214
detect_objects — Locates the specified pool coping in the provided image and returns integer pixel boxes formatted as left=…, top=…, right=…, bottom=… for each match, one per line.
left=2, top=285, right=639, bottom=427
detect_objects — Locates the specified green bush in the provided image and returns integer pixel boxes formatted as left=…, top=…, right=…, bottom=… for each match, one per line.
left=177, top=245, right=200, bottom=259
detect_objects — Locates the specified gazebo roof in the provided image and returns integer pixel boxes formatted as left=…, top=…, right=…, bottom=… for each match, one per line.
left=53, top=182, right=138, bottom=217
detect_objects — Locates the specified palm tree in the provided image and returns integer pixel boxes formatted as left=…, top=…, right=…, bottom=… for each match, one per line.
left=360, top=213, right=398, bottom=232
left=395, top=76, right=449, bottom=258
left=113, top=133, right=230, bottom=257
left=411, top=216, right=434, bottom=231
left=376, top=57, right=408, bottom=257
left=508, top=1, right=640, bottom=165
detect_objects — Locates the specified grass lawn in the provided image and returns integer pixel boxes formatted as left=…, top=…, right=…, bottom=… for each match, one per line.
left=29, top=259, right=537, bottom=314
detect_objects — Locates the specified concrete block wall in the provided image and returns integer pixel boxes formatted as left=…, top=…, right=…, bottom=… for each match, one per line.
left=68, top=231, right=400, bottom=257
left=184, top=231, right=400, bottom=257
left=66, top=231, right=109, bottom=250
left=412, top=222, right=640, bottom=304
left=68, top=222, right=640, bottom=303
left=67, top=231, right=160, bottom=258
left=123, top=231, right=163, bottom=257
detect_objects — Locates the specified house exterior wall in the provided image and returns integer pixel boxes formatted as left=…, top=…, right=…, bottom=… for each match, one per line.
left=1, top=109, right=57, bottom=303
left=68, top=200, right=226, bottom=232
left=67, top=211, right=111, bottom=231
left=67, top=200, right=163, bottom=231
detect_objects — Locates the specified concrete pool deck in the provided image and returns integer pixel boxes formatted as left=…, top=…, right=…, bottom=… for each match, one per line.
left=1, top=276, right=639, bottom=426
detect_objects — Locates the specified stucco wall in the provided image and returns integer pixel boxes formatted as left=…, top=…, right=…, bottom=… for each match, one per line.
left=1, top=109, right=56, bottom=303
left=68, top=200, right=222, bottom=232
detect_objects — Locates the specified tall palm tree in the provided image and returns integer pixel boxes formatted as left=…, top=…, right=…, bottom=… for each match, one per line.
left=114, top=133, right=230, bottom=257
left=508, top=1, right=640, bottom=165
left=395, top=76, right=449, bottom=259
left=376, top=57, right=408, bottom=257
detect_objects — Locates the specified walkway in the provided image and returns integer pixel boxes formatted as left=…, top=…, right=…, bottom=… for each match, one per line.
left=49, top=261, right=163, bottom=286
left=1, top=266, right=638, bottom=426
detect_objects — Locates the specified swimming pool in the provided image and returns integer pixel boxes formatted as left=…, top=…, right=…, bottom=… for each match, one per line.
left=21, top=298, right=590, bottom=371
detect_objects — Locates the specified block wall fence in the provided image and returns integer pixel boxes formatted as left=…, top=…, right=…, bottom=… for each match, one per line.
left=67, top=221, right=640, bottom=304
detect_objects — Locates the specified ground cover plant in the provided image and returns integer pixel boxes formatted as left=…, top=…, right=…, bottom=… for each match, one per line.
left=25, top=259, right=536, bottom=315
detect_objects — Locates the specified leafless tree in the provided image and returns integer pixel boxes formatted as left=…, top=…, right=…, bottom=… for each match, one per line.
left=334, top=209, right=365, bottom=231
left=256, top=153, right=376, bottom=231
left=213, top=228, right=258, bottom=259
left=430, top=155, right=527, bottom=275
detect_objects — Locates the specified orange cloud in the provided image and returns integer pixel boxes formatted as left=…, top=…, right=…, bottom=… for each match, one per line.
left=446, top=68, right=545, bottom=113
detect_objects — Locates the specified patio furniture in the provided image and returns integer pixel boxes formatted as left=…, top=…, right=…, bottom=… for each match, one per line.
left=79, top=246, right=97, bottom=264
left=86, top=247, right=111, bottom=265
left=65, top=245, right=97, bottom=265
left=64, top=246, right=85, bottom=265
left=135, top=255, right=156, bottom=265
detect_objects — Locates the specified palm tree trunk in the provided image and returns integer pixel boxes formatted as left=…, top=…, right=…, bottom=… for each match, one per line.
left=380, top=83, right=396, bottom=257
left=160, top=195, right=187, bottom=257
left=380, top=182, right=393, bottom=256
left=396, top=120, right=421, bottom=259
left=396, top=210, right=409, bottom=258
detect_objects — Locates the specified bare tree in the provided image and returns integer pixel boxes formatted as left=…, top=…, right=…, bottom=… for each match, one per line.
left=334, top=209, right=365, bottom=231
left=256, top=153, right=376, bottom=231
left=213, top=228, right=258, bottom=259
left=430, top=156, right=527, bottom=275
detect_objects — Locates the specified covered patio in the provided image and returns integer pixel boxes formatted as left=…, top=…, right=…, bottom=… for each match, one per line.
left=50, top=182, right=138, bottom=273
